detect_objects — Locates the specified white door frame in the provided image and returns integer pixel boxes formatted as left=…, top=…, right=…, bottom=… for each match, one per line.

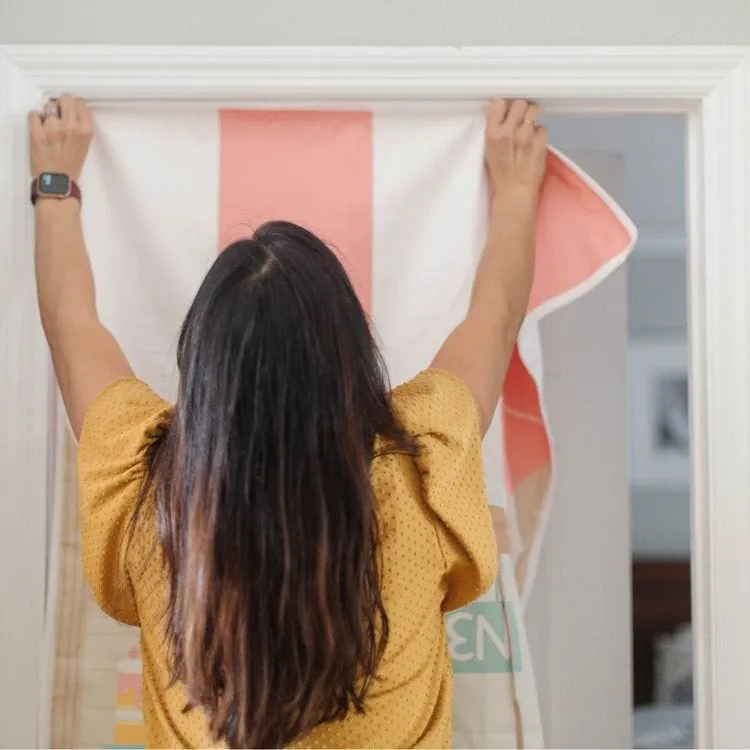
left=1, top=46, right=749, bottom=748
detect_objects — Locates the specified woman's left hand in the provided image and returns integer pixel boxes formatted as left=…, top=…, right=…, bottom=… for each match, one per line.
left=28, top=95, right=93, bottom=180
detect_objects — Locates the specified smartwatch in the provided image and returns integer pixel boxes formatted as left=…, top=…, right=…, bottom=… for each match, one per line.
left=30, top=172, right=82, bottom=206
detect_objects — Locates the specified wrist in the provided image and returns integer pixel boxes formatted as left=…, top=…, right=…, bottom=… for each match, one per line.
left=490, top=187, right=538, bottom=230
left=491, top=184, right=539, bottom=213
left=30, top=172, right=82, bottom=208
left=34, top=197, right=82, bottom=218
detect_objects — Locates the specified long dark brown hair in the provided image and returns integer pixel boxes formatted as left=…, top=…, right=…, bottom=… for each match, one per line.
left=136, top=221, right=416, bottom=748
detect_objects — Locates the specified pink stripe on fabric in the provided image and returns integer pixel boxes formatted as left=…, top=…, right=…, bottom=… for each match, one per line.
left=503, top=348, right=551, bottom=492
left=528, top=151, right=632, bottom=312
left=219, top=110, right=373, bottom=311
left=503, top=149, right=633, bottom=491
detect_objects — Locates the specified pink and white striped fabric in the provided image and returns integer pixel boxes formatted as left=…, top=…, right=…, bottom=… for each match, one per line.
left=67, top=106, right=635, bottom=748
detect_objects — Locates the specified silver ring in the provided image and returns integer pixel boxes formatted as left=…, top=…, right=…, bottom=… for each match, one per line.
left=41, top=100, right=60, bottom=122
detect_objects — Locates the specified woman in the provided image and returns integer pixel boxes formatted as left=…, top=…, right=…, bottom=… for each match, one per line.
left=29, top=96, right=546, bottom=749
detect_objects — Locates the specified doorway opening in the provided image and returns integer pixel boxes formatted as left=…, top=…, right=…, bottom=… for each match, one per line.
left=526, top=113, right=691, bottom=750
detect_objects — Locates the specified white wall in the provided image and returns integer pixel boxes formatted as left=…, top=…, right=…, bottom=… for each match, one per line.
left=1, top=0, right=749, bottom=44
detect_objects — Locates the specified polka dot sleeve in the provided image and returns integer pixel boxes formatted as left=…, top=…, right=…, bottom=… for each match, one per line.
left=77, top=377, right=172, bottom=625
left=390, top=369, right=498, bottom=612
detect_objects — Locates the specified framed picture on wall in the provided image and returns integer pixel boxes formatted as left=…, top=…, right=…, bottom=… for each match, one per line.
left=629, top=340, right=690, bottom=489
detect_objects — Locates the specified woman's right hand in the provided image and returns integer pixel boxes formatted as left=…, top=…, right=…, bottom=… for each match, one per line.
left=484, top=98, right=547, bottom=202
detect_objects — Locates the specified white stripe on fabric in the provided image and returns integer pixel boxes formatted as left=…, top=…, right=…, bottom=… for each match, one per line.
left=371, top=111, right=488, bottom=389
left=372, top=111, right=509, bottom=508
left=81, top=110, right=220, bottom=400
left=371, top=111, right=508, bottom=507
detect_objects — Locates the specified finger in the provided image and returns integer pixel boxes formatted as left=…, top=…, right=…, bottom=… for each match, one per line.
left=486, top=99, right=509, bottom=140
left=503, top=99, right=531, bottom=131
left=524, top=103, right=541, bottom=126
left=58, top=94, right=78, bottom=126
left=28, top=111, right=45, bottom=141
left=516, top=104, right=542, bottom=146
left=487, top=98, right=509, bottom=124
left=516, top=123, right=535, bottom=147
left=40, top=97, right=60, bottom=123
left=41, top=97, right=63, bottom=132
left=75, top=98, right=94, bottom=136
left=531, top=125, right=549, bottom=156
left=43, top=111, right=63, bottom=132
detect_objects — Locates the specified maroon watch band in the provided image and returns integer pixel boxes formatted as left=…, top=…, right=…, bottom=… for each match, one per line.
left=30, top=175, right=82, bottom=206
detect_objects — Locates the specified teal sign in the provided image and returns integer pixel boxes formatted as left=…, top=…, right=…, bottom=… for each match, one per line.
left=447, top=600, right=522, bottom=674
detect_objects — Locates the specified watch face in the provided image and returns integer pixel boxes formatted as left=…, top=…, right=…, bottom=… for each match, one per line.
left=39, top=172, right=70, bottom=196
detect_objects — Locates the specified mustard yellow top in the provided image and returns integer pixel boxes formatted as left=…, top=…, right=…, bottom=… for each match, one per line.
left=78, top=368, right=497, bottom=749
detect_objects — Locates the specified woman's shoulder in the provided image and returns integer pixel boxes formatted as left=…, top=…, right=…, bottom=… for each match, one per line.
left=373, top=368, right=481, bottom=519
left=384, top=368, right=497, bottom=611
left=76, top=377, right=173, bottom=626
left=78, top=377, right=173, bottom=469
left=374, top=367, right=486, bottom=536
left=389, top=368, right=479, bottom=441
